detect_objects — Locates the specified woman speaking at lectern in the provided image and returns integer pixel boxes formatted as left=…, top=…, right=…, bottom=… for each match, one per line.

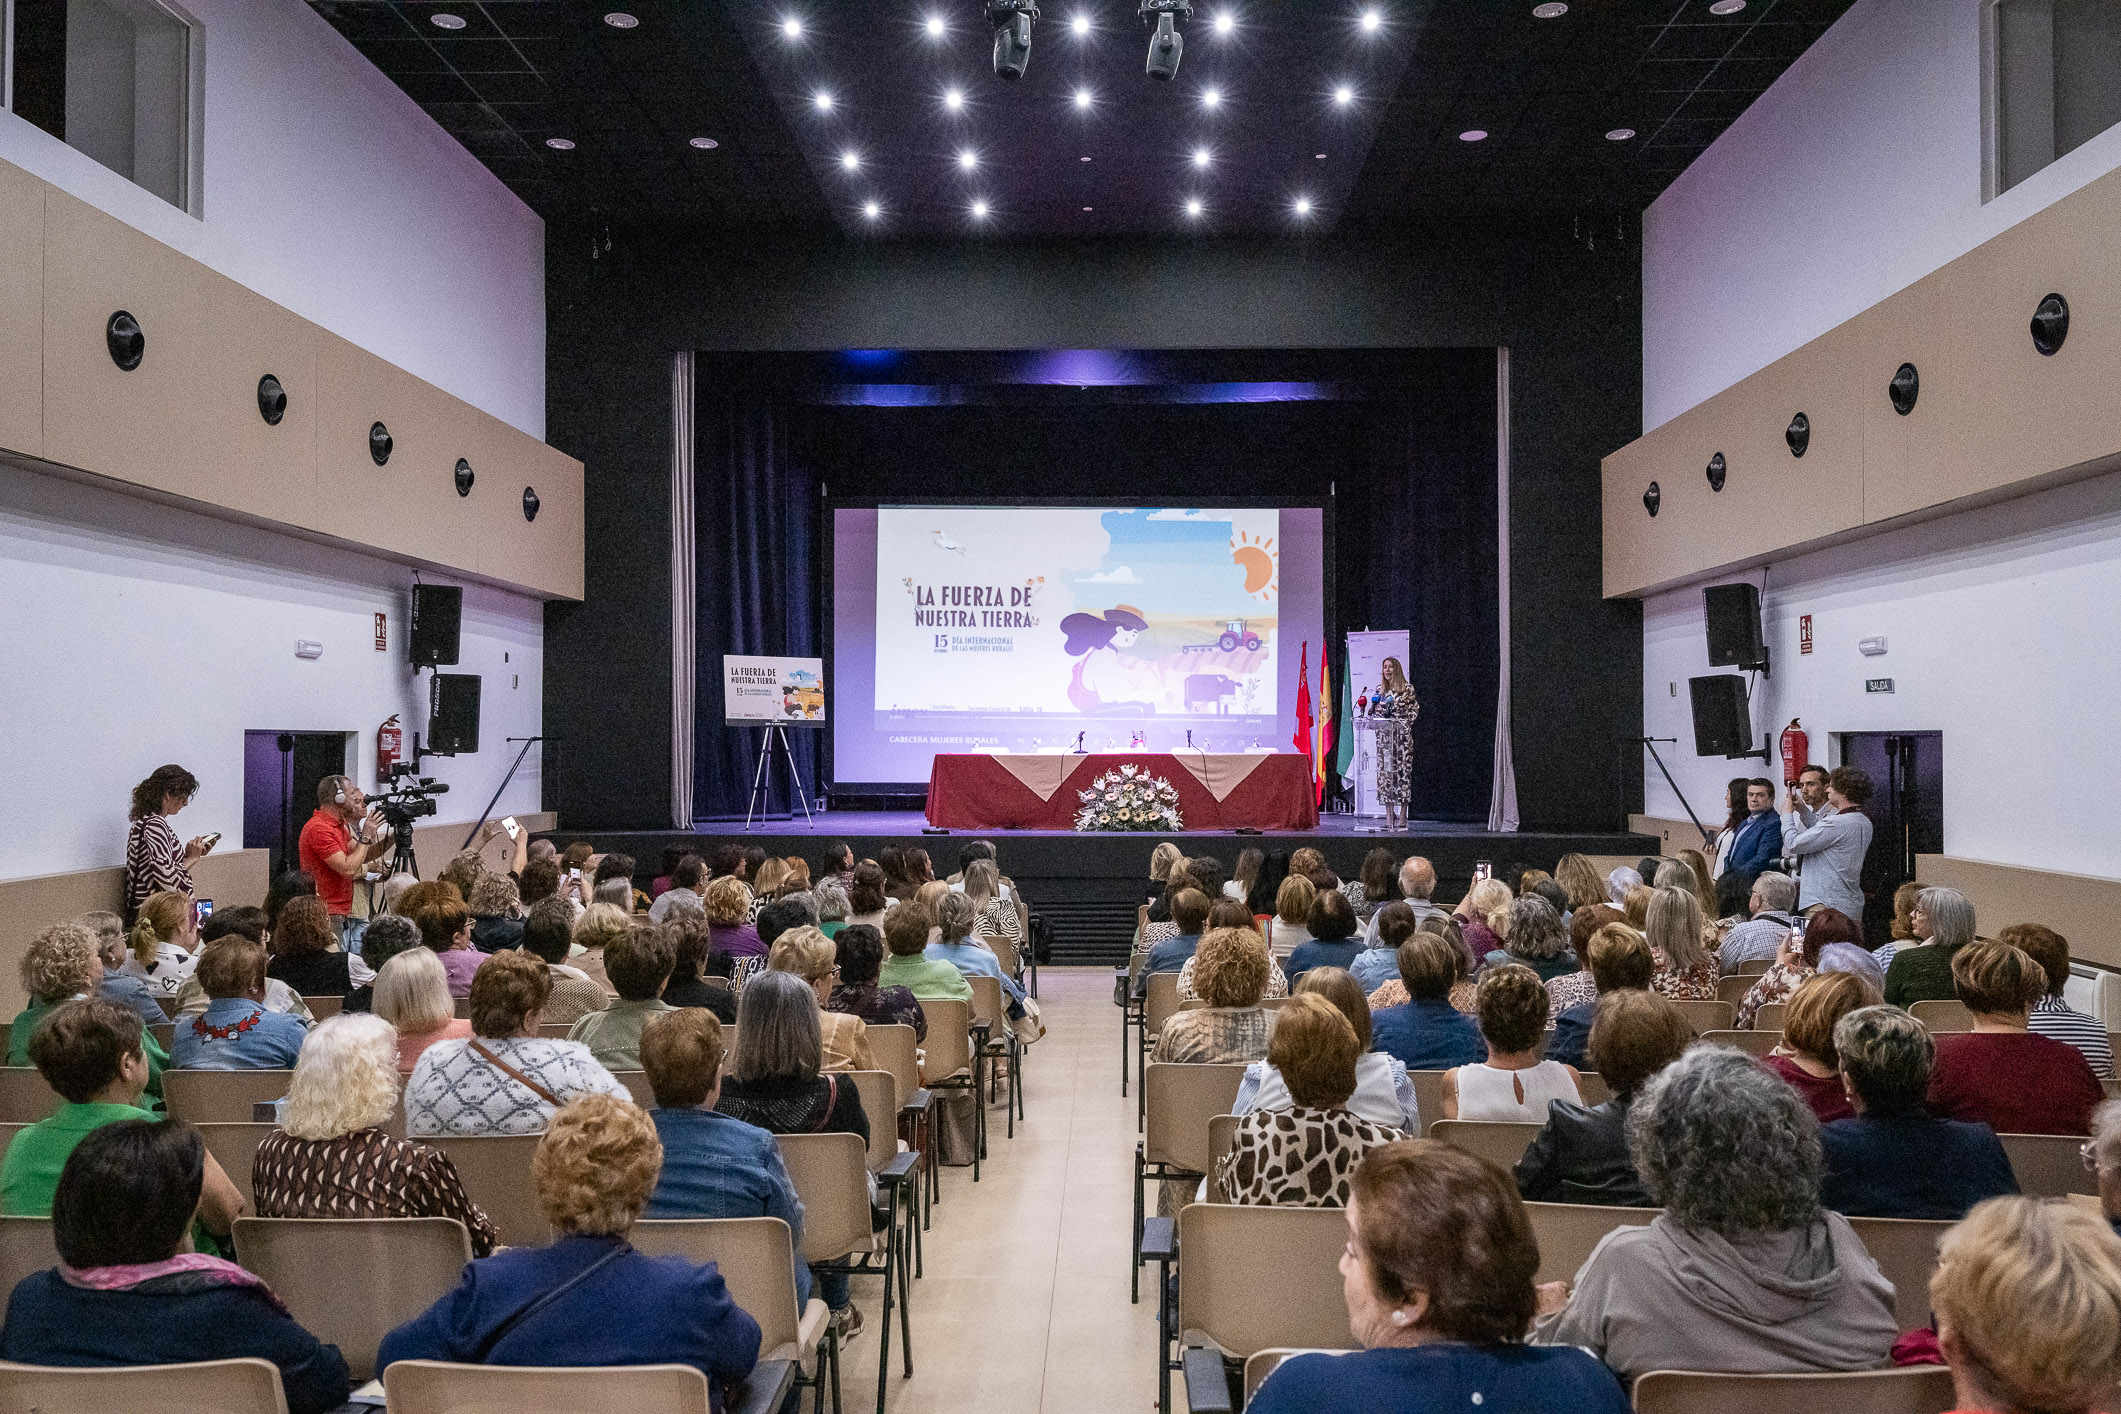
left=1366, top=658, right=1420, bottom=832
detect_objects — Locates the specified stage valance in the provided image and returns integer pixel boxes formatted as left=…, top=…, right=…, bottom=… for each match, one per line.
left=926, top=753, right=1317, bottom=831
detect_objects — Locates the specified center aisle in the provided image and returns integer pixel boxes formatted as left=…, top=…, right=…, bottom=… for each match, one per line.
left=852, top=968, right=1166, bottom=1414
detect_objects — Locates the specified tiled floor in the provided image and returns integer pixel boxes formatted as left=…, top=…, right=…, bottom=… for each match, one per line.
left=845, top=968, right=1166, bottom=1414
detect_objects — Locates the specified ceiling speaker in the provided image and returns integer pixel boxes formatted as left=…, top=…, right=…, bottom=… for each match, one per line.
left=1786, top=412, right=1810, bottom=457
left=105, top=311, right=144, bottom=371
left=369, top=422, right=393, bottom=466
left=522, top=487, right=541, bottom=522
left=2031, top=293, right=2069, bottom=356
left=1706, top=452, right=1727, bottom=492
left=1888, top=362, right=1919, bottom=416
left=454, top=458, right=475, bottom=497
left=1643, top=481, right=1661, bottom=517
left=257, top=374, right=286, bottom=426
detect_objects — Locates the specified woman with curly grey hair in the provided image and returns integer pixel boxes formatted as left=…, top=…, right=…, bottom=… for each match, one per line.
left=1479, top=895, right=1577, bottom=983
left=1530, top=1045, right=1897, bottom=1384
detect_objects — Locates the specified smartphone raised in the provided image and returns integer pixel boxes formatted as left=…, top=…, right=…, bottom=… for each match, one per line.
left=502, top=817, right=520, bottom=840
left=196, top=898, right=214, bottom=922
left=1473, top=860, right=1492, bottom=882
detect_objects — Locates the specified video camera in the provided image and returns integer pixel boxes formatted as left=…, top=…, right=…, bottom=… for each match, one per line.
left=374, top=761, right=449, bottom=831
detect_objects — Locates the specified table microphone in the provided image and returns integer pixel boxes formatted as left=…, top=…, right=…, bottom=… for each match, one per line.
left=1074, top=731, right=1086, bottom=754
left=1186, top=730, right=1193, bottom=749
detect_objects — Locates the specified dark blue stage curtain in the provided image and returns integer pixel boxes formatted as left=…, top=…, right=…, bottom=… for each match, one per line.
left=693, top=387, right=822, bottom=820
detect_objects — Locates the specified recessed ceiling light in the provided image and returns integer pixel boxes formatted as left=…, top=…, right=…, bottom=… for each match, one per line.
left=544, top=137, right=575, bottom=150
left=944, top=86, right=965, bottom=111
left=840, top=149, right=860, bottom=170
left=971, top=199, right=990, bottom=218
left=1332, top=85, right=1354, bottom=106
left=1293, top=195, right=1314, bottom=217
left=1070, top=12, right=1090, bottom=34
left=1708, top=0, right=1745, bottom=12
left=1080, top=155, right=1093, bottom=162
left=924, top=13, right=946, bottom=37
left=1074, top=86, right=1094, bottom=108
left=1212, top=11, right=1234, bottom=34
left=1359, top=8, right=1383, bottom=32
left=1605, top=127, right=1635, bottom=141
left=1459, top=128, right=1488, bottom=141
left=429, top=12, right=467, bottom=28
left=958, top=148, right=979, bottom=170
left=813, top=90, right=833, bottom=111
left=1192, top=146, right=1212, bottom=168
left=1315, top=152, right=1327, bottom=159
left=781, top=15, right=803, bottom=39
left=1185, top=197, right=1205, bottom=218
left=863, top=200, right=881, bottom=219
left=602, top=12, right=638, bottom=28
left=688, top=136, right=719, bottom=149
left=1532, top=1, right=1567, bottom=14
left=1083, top=205, right=1093, bottom=211
left=1201, top=86, right=1223, bottom=108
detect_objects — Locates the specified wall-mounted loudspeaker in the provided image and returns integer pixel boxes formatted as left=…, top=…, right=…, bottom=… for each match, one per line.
left=409, top=584, right=462, bottom=667
left=427, top=673, right=482, bottom=756
left=1643, top=481, right=1660, bottom=517
left=1786, top=412, right=1810, bottom=457
left=1704, top=581, right=1767, bottom=670
left=1888, top=362, right=1920, bottom=416
left=454, top=458, right=474, bottom=497
left=1706, top=452, right=1727, bottom=492
left=106, top=311, right=144, bottom=371
left=257, top=375, right=286, bottom=426
left=522, top=487, right=540, bottom=522
left=1689, top=674, right=1753, bottom=758
left=369, top=422, right=393, bottom=466
left=2031, top=293, right=2069, bottom=356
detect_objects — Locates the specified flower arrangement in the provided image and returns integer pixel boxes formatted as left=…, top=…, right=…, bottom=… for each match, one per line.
left=1073, top=762, right=1183, bottom=832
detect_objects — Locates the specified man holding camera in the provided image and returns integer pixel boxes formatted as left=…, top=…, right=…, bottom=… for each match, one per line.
left=298, top=775, right=393, bottom=939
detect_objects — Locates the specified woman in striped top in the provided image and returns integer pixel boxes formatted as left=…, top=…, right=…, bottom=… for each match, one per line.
left=123, top=764, right=210, bottom=917
left=2010, top=923, right=2114, bottom=1079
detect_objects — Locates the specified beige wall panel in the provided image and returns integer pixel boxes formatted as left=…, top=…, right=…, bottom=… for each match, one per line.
left=41, top=190, right=208, bottom=493
left=472, top=415, right=585, bottom=601
left=1857, top=259, right=1956, bottom=525
left=0, top=867, right=123, bottom=1018
left=1918, top=854, right=2121, bottom=973
left=404, top=811, right=556, bottom=884
left=0, top=164, right=44, bottom=459
left=1601, top=432, right=1663, bottom=598
left=311, top=332, right=479, bottom=570
left=157, top=275, right=319, bottom=527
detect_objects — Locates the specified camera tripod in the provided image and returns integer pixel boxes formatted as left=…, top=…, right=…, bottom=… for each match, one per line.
left=382, top=823, right=420, bottom=880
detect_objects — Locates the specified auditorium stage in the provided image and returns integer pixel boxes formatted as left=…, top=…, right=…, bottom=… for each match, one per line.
left=566, top=812, right=1658, bottom=965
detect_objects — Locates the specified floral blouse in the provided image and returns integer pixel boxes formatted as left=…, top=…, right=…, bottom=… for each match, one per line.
left=1737, top=961, right=1811, bottom=1030
left=1649, top=950, right=1721, bottom=1002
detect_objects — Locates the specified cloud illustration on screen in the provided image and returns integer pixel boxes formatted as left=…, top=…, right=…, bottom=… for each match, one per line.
left=1077, top=566, right=1143, bottom=584
left=1146, top=508, right=1234, bottom=521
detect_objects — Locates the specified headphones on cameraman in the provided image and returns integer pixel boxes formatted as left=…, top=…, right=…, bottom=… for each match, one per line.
left=327, top=775, right=349, bottom=806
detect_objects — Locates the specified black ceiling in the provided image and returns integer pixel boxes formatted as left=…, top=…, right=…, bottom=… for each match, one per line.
left=310, top=0, right=1856, bottom=236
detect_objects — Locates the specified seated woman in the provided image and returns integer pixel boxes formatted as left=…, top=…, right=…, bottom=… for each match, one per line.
left=826, top=924, right=926, bottom=1039
left=407, top=890, right=489, bottom=1001
left=118, top=889, right=201, bottom=996
left=641, top=1009, right=811, bottom=1306
left=467, top=871, right=526, bottom=954
left=661, top=915, right=737, bottom=1023
left=1928, top=940, right=2104, bottom=1135
left=1453, top=878, right=1513, bottom=970
left=1544, top=923, right=1651, bottom=1069
left=1153, top=927, right=1272, bottom=1065
left=1760, top=970, right=1874, bottom=1125
left=813, top=879, right=852, bottom=940
left=707, top=877, right=766, bottom=961
left=878, top=905, right=971, bottom=1002
left=1531, top=1046, right=1898, bottom=1383
left=767, top=925, right=873, bottom=1072
left=10, top=925, right=168, bottom=1101
left=338, top=914, right=420, bottom=1016
left=1734, top=906, right=1861, bottom=1029
left=1542, top=905, right=1628, bottom=1023
left=568, top=922, right=678, bottom=1071
left=264, top=895, right=372, bottom=998
left=1216, top=994, right=1406, bottom=1208
left=1237, top=968, right=1419, bottom=1132
left=373, top=947, right=474, bottom=1074
left=1349, top=901, right=1421, bottom=995
left=961, top=861, right=1023, bottom=957
left=77, top=910, right=165, bottom=1027
left=1927, top=1197, right=2121, bottom=1414
left=1249, top=1140, right=1630, bottom=1414
left=1643, top=886, right=1720, bottom=1001
left=252, top=1013, right=498, bottom=1256
left=0, top=999, right=240, bottom=1244
left=1515, top=989, right=1692, bottom=1207
left=1480, top=896, right=1578, bottom=985
left=1178, top=901, right=1288, bottom=1001
left=1883, top=885, right=1978, bottom=1009
left=0, top=1118, right=351, bottom=1414
left=379, top=1095, right=761, bottom=1406
left=1265, top=873, right=1316, bottom=958
left=1284, top=890, right=1364, bottom=985
left=925, top=894, right=1026, bottom=1009
left=1370, top=933, right=1487, bottom=1073
left=2009, top=923, right=2114, bottom=1078
left=1443, top=964, right=1584, bottom=1122
left=845, top=861, right=892, bottom=934
left=405, top=950, right=630, bottom=1137
left=1820, top=1004, right=2017, bottom=1219
left=170, top=936, right=308, bottom=1071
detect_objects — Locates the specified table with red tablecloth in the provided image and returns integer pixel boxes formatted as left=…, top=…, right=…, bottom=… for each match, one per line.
left=923, top=752, right=1318, bottom=831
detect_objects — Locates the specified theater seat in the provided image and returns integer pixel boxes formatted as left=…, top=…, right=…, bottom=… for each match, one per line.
left=0, top=1356, right=288, bottom=1414
left=1630, top=1366, right=1954, bottom=1414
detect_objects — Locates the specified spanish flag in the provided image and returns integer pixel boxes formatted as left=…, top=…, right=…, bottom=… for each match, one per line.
left=1314, top=645, right=1333, bottom=807
left=1292, top=641, right=1313, bottom=778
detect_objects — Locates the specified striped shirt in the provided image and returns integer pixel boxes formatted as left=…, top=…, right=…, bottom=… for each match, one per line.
left=123, top=814, right=192, bottom=916
left=2030, top=995, right=2114, bottom=1079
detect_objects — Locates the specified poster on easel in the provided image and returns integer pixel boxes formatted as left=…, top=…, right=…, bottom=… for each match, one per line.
left=1345, top=629, right=1411, bottom=819
left=724, top=655, right=827, bottom=727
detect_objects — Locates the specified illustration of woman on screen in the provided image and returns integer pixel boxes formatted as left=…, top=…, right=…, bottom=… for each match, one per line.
left=1364, top=655, right=1420, bottom=830
left=1061, top=605, right=1159, bottom=714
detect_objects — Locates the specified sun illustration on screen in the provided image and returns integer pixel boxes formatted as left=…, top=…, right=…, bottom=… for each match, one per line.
left=1231, top=531, right=1278, bottom=601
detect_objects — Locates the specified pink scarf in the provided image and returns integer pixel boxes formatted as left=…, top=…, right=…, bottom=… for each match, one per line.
left=60, top=1252, right=289, bottom=1315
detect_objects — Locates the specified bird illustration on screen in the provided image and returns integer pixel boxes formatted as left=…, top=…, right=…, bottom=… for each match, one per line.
left=932, top=531, right=967, bottom=555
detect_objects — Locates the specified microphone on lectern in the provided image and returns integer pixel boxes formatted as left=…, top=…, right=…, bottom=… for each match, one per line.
left=1186, top=729, right=1194, bottom=749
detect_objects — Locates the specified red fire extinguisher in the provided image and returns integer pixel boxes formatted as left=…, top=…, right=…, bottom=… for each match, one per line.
left=376, top=715, right=403, bottom=780
left=1778, top=718, right=1809, bottom=787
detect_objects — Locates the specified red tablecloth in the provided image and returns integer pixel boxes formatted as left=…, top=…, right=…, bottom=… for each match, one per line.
left=924, top=753, right=1319, bottom=831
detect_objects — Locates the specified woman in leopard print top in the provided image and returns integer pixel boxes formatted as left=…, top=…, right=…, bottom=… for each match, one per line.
left=1217, top=995, right=1405, bottom=1208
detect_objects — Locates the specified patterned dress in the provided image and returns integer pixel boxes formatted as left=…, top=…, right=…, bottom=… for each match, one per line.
left=1736, top=961, right=1811, bottom=1029
left=404, top=1036, right=630, bottom=1137
left=1649, top=950, right=1721, bottom=1002
left=1216, top=1107, right=1406, bottom=1207
left=124, top=814, right=193, bottom=916
left=1368, top=688, right=1420, bottom=806
left=252, top=1127, right=499, bottom=1256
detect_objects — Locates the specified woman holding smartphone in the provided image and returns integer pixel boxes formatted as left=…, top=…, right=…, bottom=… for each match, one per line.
left=124, top=765, right=215, bottom=918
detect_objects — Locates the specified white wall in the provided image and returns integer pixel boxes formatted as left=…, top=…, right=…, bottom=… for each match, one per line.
left=0, top=461, right=546, bottom=880
left=0, top=0, right=544, bottom=436
left=1640, top=467, right=2121, bottom=879
left=1643, top=0, right=2121, bottom=431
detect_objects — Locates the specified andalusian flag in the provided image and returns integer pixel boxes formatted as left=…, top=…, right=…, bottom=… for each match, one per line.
left=1334, top=653, right=1355, bottom=785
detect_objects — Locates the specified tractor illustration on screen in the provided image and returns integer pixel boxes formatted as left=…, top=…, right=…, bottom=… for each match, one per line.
left=1215, top=618, right=1265, bottom=652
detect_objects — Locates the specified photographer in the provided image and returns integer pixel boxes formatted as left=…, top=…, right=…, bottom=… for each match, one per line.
left=296, top=775, right=393, bottom=941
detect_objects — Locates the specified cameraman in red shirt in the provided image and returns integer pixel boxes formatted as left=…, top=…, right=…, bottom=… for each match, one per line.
left=297, top=775, right=393, bottom=939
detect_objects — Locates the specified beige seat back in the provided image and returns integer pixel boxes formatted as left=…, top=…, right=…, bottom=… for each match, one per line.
left=1143, top=1063, right=1249, bottom=1173
left=1716, top=974, right=1759, bottom=1007
left=0, top=1356, right=290, bottom=1414
left=1204, top=1114, right=1239, bottom=1202
left=987, top=931, right=1023, bottom=980
left=775, top=1132, right=873, bottom=1263
left=923, top=999, right=973, bottom=1082
left=1575, top=1072, right=1611, bottom=1107
left=1734, top=958, right=1773, bottom=976
left=1702, top=1029, right=1782, bottom=1056
left=1999, top=1132, right=2098, bottom=1197
left=867, top=1025, right=921, bottom=1103
left=1406, top=1070, right=1446, bottom=1136
left=383, top=1360, right=709, bottom=1414
left=1142, top=972, right=1183, bottom=1037
left=1845, top=1217, right=1954, bottom=1330
left=967, top=973, right=1007, bottom=1036
left=608, top=1070, right=654, bottom=1108
left=231, top=1217, right=473, bottom=1381
left=1631, top=1366, right=1955, bottom=1414
left=302, top=995, right=345, bottom=1019
left=538, top=1023, right=575, bottom=1039
left=1668, top=999, right=1734, bottom=1032
left=1523, top=1201, right=1658, bottom=1284
left=163, top=1069, right=295, bottom=1124
left=0, top=1070, right=62, bottom=1124
left=845, top=1070, right=899, bottom=1171
left=1243, top=1349, right=1349, bottom=1403
left=1176, top=1204, right=1355, bottom=1358
left=1429, top=1120, right=1543, bottom=1172
left=1910, top=999, right=1975, bottom=1032
left=0, top=1218, right=57, bottom=1297
left=149, top=1022, right=176, bottom=1051
left=633, top=1217, right=809, bottom=1361
left=428, top=1134, right=550, bottom=1248
left=1752, top=1003, right=1789, bottom=1032
left=195, top=1123, right=278, bottom=1214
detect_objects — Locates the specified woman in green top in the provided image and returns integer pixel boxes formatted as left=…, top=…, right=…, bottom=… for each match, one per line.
left=877, top=904, right=972, bottom=1001
left=10, top=924, right=167, bottom=1100
left=0, top=996, right=240, bottom=1246
left=1883, top=887, right=1977, bottom=1010
left=814, top=880, right=851, bottom=939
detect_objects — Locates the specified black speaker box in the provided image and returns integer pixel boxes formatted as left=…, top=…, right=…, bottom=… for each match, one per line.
left=410, top=585, right=462, bottom=667
left=428, top=673, right=481, bottom=756
left=1689, top=675, right=1753, bottom=758
left=1703, top=582, right=1766, bottom=669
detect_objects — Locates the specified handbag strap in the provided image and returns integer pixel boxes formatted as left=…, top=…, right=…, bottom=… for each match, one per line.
left=468, top=1039, right=564, bottom=1108
left=471, top=1239, right=631, bottom=1363
left=810, top=1073, right=839, bottom=1133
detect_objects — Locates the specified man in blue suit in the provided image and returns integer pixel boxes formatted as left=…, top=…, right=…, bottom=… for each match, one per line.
left=1718, top=779, right=1783, bottom=912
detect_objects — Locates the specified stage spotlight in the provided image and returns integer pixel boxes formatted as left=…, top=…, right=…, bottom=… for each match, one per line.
left=988, top=0, right=1039, bottom=80
left=1141, top=0, right=1192, bottom=81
